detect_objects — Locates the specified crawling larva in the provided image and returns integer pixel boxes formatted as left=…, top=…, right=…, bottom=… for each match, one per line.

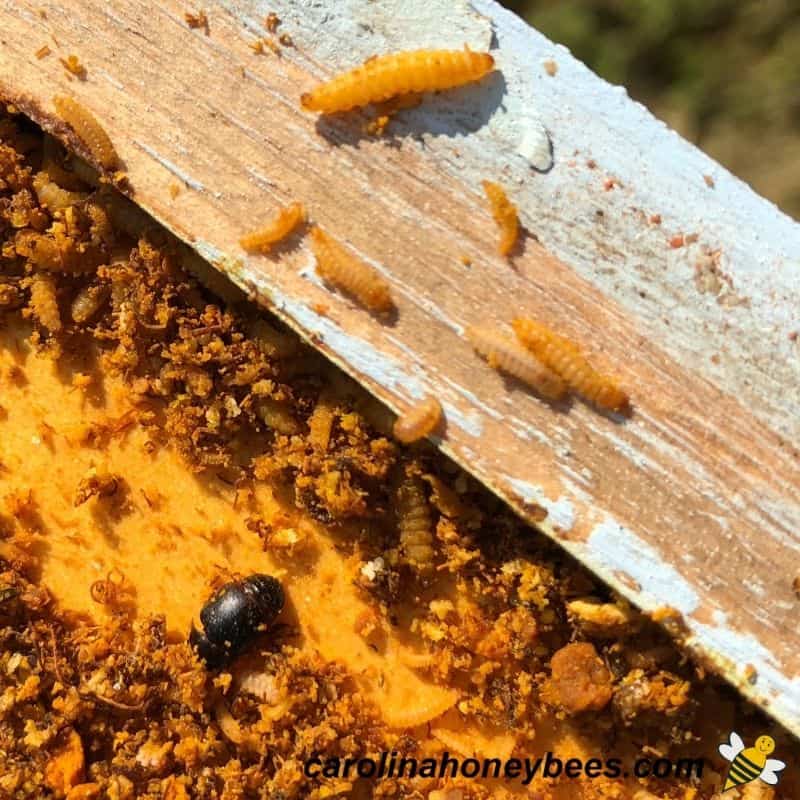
left=248, top=318, right=301, bottom=360
left=482, top=180, right=519, bottom=257
left=32, top=172, right=87, bottom=211
left=466, top=326, right=566, bottom=400
left=301, top=48, right=495, bottom=114
left=71, top=284, right=110, bottom=325
left=52, top=95, right=119, bottom=170
left=308, top=391, right=336, bottom=451
left=27, top=273, right=62, bottom=333
left=239, top=202, right=306, bottom=253
left=512, top=317, right=629, bottom=412
left=255, top=398, right=300, bottom=435
left=396, top=474, right=435, bottom=573
left=393, top=396, right=443, bottom=444
left=382, top=687, right=459, bottom=729
left=309, top=226, right=394, bottom=314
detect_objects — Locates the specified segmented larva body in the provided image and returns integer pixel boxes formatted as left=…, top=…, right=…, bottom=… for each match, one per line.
left=239, top=202, right=307, bottom=253
left=482, top=180, right=518, bottom=256
left=466, top=326, right=566, bottom=400
left=396, top=475, right=435, bottom=573
left=52, top=96, right=118, bottom=170
left=393, top=396, right=443, bottom=444
left=308, top=391, right=336, bottom=451
left=309, top=226, right=394, bottom=314
left=28, top=273, right=62, bottom=333
left=512, top=318, right=629, bottom=411
left=301, top=48, right=495, bottom=114
left=381, top=686, right=458, bottom=729
left=71, top=284, right=110, bottom=324
left=33, top=172, right=88, bottom=211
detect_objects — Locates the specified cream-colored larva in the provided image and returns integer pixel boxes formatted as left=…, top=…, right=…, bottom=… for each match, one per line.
left=309, top=226, right=394, bottom=314
left=512, top=318, right=629, bottom=412
left=52, top=96, right=118, bottom=170
left=396, top=474, right=435, bottom=573
left=239, top=202, right=306, bottom=253
left=71, top=284, right=110, bottom=325
left=393, top=396, right=443, bottom=444
left=27, top=273, right=62, bottom=332
left=381, top=685, right=458, bottom=729
left=308, top=391, right=336, bottom=451
left=466, top=326, right=566, bottom=400
left=301, top=48, right=495, bottom=114
left=32, top=172, right=88, bottom=211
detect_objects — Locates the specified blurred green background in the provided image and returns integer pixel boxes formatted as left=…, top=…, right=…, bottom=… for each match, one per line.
left=500, top=0, right=800, bottom=219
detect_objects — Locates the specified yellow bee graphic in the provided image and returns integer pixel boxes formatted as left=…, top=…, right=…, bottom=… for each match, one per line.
left=719, top=732, right=785, bottom=792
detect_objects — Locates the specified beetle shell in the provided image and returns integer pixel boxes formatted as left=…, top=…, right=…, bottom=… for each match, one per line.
left=190, top=574, right=285, bottom=668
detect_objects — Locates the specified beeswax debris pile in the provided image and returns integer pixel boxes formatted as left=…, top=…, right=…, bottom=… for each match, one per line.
left=0, top=97, right=793, bottom=800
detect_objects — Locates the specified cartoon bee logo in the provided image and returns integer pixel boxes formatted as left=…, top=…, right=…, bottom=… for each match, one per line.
left=719, top=732, right=785, bottom=792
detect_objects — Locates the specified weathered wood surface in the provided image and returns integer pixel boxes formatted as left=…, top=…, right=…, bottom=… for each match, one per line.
left=2, top=0, right=800, bottom=733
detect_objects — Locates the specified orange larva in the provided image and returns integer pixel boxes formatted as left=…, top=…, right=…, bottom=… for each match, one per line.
left=482, top=180, right=518, bottom=257
left=239, top=202, right=306, bottom=253
left=393, top=396, right=443, bottom=444
left=301, top=48, right=495, bottom=114
left=52, top=95, right=118, bottom=170
left=309, top=226, right=394, bottom=314
left=466, top=326, right=566, bottom=400
left=396, top=474, right=435, bottom=573
left=512, top=317, right=629, bottom=412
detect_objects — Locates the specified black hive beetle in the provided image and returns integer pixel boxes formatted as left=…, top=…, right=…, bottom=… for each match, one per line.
left=189, top=574, right=284, bottom=668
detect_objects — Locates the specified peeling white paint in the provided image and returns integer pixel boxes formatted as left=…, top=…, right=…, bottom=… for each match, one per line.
left=689, top=621, right=800, bottom=725
left=505, top=477, right=575, bottom=532
left=548, top=496, right=576, bottom=531
left=436, top=374, right=505, bottom=422
left=581, top=519, right=700, bottom=616
left=95, top=68, right=124, bottom=91
left=245, top=166, right=278, bottom=192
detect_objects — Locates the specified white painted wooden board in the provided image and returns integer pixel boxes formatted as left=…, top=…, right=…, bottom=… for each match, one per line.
left=1, top=0, right=799, bottom=734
